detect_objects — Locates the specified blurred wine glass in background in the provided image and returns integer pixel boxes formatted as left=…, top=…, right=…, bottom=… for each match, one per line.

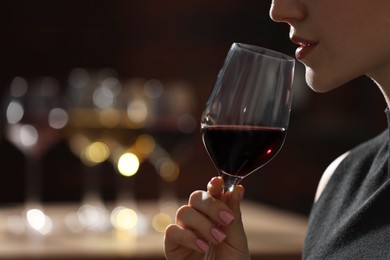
left=65, top=68, right=120, bottom=232
left=65, top=69, right=152, bottom=234
left=2, top=76, right=68, bottom=235
left=142, top=79, right=198, bottom=233
left=107, top=78, right=155, bottom=236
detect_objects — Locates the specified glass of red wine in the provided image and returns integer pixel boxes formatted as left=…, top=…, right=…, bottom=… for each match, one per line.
left=201, top=43, right=295, bottom=259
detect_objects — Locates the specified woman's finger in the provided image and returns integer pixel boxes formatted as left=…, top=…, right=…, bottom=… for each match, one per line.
left=207, top=176, right=224, bottom=199
left=225, top=184, right=244, bottom=213
left=164, top=224, right=208, bottom=256
left=176, top=204, right=228, bottom=244
left=222, top=184, right=249, bottom=255
left=188, top=190, right=235, bottom=227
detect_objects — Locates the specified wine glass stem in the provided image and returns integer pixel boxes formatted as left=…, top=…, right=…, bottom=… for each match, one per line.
left=83, top=164, right=102, bottom=204
left=25, top=157, right=42, bottom=206
left=221, top=172, right=243, bottom=193
left=116, top=172, right=136, bottom=205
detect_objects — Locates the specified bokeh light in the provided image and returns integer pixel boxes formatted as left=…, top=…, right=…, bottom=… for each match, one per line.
left=82, top=141, right=110, bottom=165
left=152, top=212, right=172, bottom=233
left=20, top=124, right=39, bottom=147
left=77, top=204, right=110, bottom=232
left=158, top=158, right=180, bottom=182
left=117, top=152, right=140, bottom=177
left=127, top=99, right=148, bottom=125
left=10, top=76, right=28, bottom=97
left=111, top=206, right=138, bottom=231
left=26, top=208, right=53, bottom=235
left=6, top=101, right=24, bottom=124
left=48, top=108, right=69, bottom=129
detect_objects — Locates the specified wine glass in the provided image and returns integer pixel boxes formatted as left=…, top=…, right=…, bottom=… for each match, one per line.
left=65, top=68, right=121, bottom=232
left=66, top=69, right=148, bottom=233
left=2, top=76, right=67, bottom=235
left=201, top=43, right=295, bottom=259
left=143, top=79, right=197, bottom=231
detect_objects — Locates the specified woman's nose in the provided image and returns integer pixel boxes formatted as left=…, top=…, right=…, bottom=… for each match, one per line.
left=269, top=0, right=306, bottom=24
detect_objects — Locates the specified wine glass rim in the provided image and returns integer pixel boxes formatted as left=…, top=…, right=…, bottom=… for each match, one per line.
left=234, top=43, right=295, bottom=62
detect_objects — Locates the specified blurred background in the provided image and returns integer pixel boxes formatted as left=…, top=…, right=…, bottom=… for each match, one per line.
left=0, top=1, right=387, bottom=258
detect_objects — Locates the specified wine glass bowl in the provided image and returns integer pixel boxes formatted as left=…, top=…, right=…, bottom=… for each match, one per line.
left=4, top=76, right=66, bottom=160
left=201, top=43, right=295, bottom=192
left=201, top=125, right=286, bottom=185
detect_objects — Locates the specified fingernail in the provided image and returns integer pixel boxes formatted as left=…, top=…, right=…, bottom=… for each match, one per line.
left=211, top=228, right=227, bottom=242
left=195, top=239, right=209, bottom=252
left=219, top=210, right=234, bottom=225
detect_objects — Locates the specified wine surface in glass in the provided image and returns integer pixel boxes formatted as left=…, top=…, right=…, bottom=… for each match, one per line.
left=201, top=125, right=286, bottom=178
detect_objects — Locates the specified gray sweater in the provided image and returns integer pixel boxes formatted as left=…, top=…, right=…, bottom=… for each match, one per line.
left=303, top=110, right=390, bottom=259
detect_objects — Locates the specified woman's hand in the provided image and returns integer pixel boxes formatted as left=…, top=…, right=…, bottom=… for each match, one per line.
left=164, top=177, right=250, bottom=260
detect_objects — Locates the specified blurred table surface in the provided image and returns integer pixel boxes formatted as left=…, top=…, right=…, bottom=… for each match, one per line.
left=0, top=200, right=307, bottom=260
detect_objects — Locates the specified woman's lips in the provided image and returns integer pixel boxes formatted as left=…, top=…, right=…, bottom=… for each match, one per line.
left=290, top=36, right=318, bottom=60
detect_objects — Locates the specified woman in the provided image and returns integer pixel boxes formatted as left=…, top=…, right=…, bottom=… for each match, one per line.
left=164, top=0, right=390, bottom=259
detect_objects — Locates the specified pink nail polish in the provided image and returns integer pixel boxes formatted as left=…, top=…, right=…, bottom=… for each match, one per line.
left=195, top=239, right=209, bottom=252
left=211, top=228, right=227, bottom=242
left=219, top=210, right=234, bottom=224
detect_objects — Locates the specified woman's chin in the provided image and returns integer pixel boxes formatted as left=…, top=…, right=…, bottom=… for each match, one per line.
left=305, top=70, right=346, bottom=93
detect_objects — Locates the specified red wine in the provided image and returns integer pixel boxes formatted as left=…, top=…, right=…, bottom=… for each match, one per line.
left=202, top=125, right=286, bottom=177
